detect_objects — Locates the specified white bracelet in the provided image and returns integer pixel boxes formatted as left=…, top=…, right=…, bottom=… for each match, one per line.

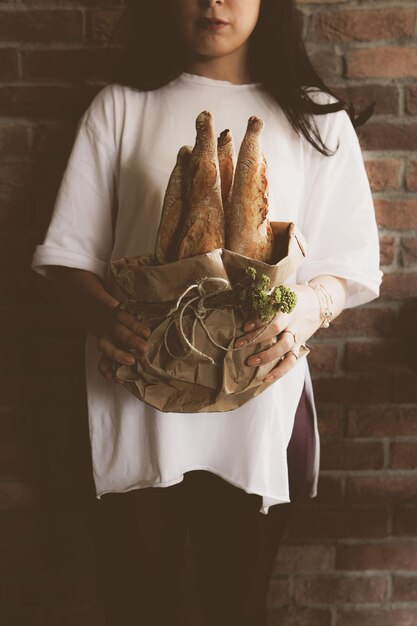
left=304, top=281, right=334, bottom=328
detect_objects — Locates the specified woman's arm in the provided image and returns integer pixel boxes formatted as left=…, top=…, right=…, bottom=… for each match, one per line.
left=48, top=267, right=151, bottom=382
left=234, top=274, right=347, bottom=382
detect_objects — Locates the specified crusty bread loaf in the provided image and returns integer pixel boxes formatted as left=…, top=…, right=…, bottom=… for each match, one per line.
left=226, top=116, right=274, bottom=263
left=177, top=111, right=224, bottom=260
left=217, top=129, right=235, bottom=234
left=154, top=145, right=192, bottom=263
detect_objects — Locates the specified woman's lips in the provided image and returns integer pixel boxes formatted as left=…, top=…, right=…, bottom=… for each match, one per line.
left=198, top=18, right=229, bottom=31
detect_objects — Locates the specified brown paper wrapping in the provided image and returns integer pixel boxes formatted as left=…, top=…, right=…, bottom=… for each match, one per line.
left=110, top=222, right=309, bottom=413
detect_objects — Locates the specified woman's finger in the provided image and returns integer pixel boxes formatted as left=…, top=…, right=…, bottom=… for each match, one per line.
left=246, top=331, right=293, bottom=367
left=97, top=355, right=124, bottom=384
left=234, top=313, right=287, bottom=348
left=113, top=322, right=149, bottom=357
left=115, top=309, right=151, bottom=341
left=263, top=351, right=298, bottom=383
left=97, top=335, right=137, bottom=366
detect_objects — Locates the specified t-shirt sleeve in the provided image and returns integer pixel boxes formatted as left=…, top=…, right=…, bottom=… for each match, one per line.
left=296, top=102, right=383, bottom=309
left=31, top=86, right=118, bottom=282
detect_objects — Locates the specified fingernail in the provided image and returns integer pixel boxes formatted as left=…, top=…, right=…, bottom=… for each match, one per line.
left=245, top=322, right=256, bottom=331
left=235, top=339, right=247, bottom=348
left=125, top=356, right=135, bottom=365
left=264, top=375, right=274, bottom=383
left=248, top=357, right=261, bottom=366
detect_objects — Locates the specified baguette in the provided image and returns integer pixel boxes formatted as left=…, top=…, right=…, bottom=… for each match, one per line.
left=217, top=129, right=235, bottom=236
left=226, top=116, right=274, bottom=263
left=177, top=111, right=224, bottom=260
left=154, top=145, right=192, bottom=264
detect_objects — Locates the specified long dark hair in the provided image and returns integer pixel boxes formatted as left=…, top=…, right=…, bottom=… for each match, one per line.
left=110, top=0, right=376, bottom=156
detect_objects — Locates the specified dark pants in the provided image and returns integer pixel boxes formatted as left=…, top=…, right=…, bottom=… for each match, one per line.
left=91, top=388, right=315, bottom=626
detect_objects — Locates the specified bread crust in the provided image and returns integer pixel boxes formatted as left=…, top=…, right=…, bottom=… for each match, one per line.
left=154, top=145, right=192, bottom=263
left=226, top=116, right=274, bottom=263
left=177, top=111, right=225, bottom=260
left=217, top=129, right=235, bottom=237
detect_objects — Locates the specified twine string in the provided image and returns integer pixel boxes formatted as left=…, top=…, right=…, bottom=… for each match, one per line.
left=161, top=276, right=277, bottom=364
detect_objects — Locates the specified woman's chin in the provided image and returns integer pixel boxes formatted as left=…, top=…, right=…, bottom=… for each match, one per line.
left=192, top=42, right=240, bottom=59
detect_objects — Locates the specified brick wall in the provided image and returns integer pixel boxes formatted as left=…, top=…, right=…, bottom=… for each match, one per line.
left=0, top=0, right=416, bottom=624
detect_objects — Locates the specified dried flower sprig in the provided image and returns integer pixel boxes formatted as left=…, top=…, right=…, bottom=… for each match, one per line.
left=237, top=266, right=297, bottom=322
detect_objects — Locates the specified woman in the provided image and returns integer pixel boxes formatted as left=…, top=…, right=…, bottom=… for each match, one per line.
left=31, top=1, right=382, bottom=624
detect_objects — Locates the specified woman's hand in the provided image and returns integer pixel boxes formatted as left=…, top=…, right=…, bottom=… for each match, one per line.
left=46, top=267, right=152, bottom=385
left=233, top=277, right=347, bottom=383
left=97, top=307, right=152, bottom=384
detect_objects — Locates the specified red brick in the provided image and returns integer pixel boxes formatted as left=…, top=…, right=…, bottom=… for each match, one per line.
left=390, top=442, right=417, bottom=469
left=31, top=157, right=67, bottom=229
left=344, top=341, right=407, bottom=373
left=288, top=507, right=389, bottom=539
left=315, top=8, right=415, bottom=43
left=21, top=48, right=122, bottom=82
left=313, top=475, right=343, bottom=506
left=296, top=9, right=306, bottom=37
left=87, top=8, right=126, bottom=44
left=307, top=344, right=338, bottom=374
left=347, top=406, right=417, bottom=438
left=405, top=161, right=417, bottom=191
left=0, top=187, right=28, bottom=231
left=316, top=307, right=397, bottom=339
left=31, top=156, right=67, bottom=190
left=339, top=608, right=417, bottom=626
left=294, top=573, right=388, bottom=603
left=274, top=545, right=335, bottom=573
left=379, top=236, right=395, bottom=266
left=365, top=159, right=401, bottom=192
left=346, top=474, right=417, bottom=505
left=0, top=48, right=18, bottom=81
left=392, top=575, right=417, bottom=601
left=0, top=9, right=82, bottom=42
left=320, top=440, right=384, bottom=470
left=394, top=508, right=417, bottom=535
left=314, top=375, right=417, bottom=404
left=32, top=186, right=62, bottom=232
left=268, top=606, right=331, bottom=626
left=401, top=236, right=417, bottom=266
left=0, top=163, right=32, bottom=190
left=31, top=122, right=76, bottom=156
left=0, top=123, right=29, bottom=157
left=0, top=86, right=80, bottom=119
left=406, top=85, right=417, bottom=114
left=375, top=198, right=417, bottom=229
left=267, top=577, right=290, bottom=607
left=347, top=47, right=417, bottom=79
left=309, top=48, right=341, bottom=79
left=316, top=404, right=342, bottom=438
left=337, top=543, right=417, bottom=570
left=330, top=84, right=399, bottom=116
left=356, top=121, right=417, bottom=151
left=380, top=273, right=417, bottom=299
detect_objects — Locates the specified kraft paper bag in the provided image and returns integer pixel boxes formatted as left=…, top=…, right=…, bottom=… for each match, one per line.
left=110, top=222, right=309, bottom=413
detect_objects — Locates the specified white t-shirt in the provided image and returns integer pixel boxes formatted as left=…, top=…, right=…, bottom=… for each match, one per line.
left=31, top=72, right=382, bottom=514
